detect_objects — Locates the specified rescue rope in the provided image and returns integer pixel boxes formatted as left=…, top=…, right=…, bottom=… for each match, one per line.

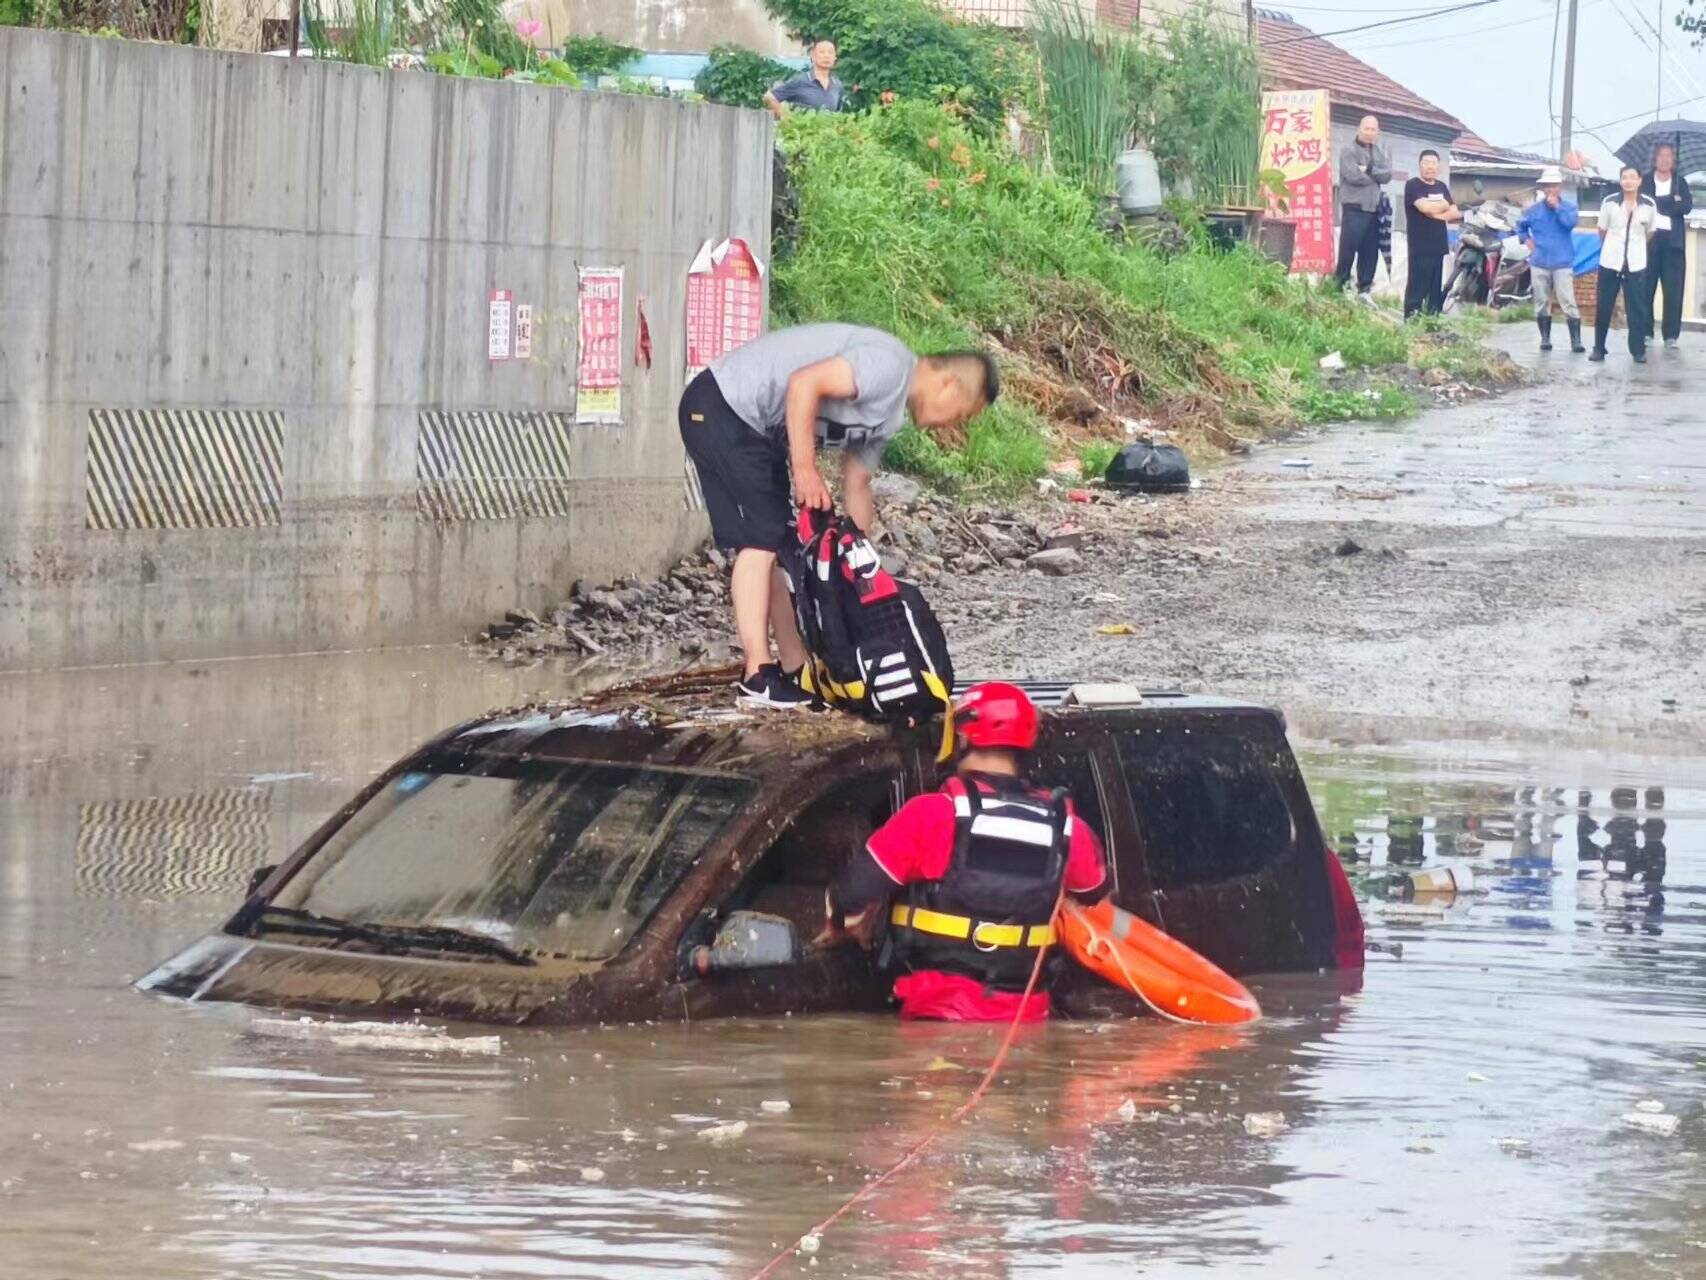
left=745, top=889, right=1065, bottom=1280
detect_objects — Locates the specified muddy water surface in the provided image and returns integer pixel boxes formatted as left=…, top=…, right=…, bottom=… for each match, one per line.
left=2, top=650, right=1702, bottom=1279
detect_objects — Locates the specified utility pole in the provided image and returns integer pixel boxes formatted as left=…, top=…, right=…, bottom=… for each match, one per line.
left=1559, top=0, right=1580, bottom=157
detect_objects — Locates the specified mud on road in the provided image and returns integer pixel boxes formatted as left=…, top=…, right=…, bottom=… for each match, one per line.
left=935, top=345, right=1706, bottom=747
left=487, top=342, right=1703, bottom=749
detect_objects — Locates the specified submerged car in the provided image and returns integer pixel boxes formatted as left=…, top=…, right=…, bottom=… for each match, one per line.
left=139, top=672, right=1363, bottom=1025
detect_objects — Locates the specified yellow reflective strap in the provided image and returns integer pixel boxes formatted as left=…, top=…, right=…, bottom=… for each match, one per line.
left=889, top=905, right=1054, bottom=949
left=921, top=670, right=955, bottom=762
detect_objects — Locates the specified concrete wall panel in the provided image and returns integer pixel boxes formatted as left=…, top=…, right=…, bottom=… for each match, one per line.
left=0, top=29, right=771, bottom=670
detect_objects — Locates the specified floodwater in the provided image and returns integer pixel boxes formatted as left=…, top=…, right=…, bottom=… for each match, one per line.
left=2, top=649, right=1703, bottom=1279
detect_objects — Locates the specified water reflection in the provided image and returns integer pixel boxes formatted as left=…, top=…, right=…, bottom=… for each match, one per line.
left=2, top=655, right=1703, bottom=1279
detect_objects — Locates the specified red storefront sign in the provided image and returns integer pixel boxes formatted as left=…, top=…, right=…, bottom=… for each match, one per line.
left=686, top=237, right=765, bottom=373
left=1260, top=90, right=1335, bottom=275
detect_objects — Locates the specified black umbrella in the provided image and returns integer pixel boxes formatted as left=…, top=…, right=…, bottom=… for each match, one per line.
left=1615, top=118, right=1706, bottom=177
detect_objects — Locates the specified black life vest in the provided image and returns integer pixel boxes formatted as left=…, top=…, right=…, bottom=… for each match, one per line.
left=890, top=774, right=1071, bottom=990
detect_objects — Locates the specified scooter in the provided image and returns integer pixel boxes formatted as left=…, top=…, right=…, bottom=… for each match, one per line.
left=1489, top=238, right=1533, bottom=310
left=1442, top=201, right=1522, bottom=311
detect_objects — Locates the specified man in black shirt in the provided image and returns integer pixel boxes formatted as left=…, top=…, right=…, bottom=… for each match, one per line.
left=1403, top=149, right=1460, bottom=319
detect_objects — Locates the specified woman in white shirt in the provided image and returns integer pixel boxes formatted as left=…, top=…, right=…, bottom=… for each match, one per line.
left=1591, top=165, right=1659, bottom=364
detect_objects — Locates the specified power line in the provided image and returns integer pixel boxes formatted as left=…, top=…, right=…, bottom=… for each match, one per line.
left=1506, top=91, right=1706, bottom=149
left=1263, top=0, right=1512, bottom=46
left=1605, top=0, right=1706, bottom=101
left=1337, top=0, right=1601, bottom=51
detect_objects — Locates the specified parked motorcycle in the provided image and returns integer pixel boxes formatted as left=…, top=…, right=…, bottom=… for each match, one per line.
left=1443, top=201, right=1526, bottom=311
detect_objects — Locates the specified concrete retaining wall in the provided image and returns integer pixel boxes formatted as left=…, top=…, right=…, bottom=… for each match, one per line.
left=0, top=28, right=770, bottom=670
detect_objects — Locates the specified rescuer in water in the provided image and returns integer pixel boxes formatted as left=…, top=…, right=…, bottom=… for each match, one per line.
left=822, top=682, right=1109, bottom=1022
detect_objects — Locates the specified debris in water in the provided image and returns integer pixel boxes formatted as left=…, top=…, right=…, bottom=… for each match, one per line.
left=1334, top=538, right=1364, bottom=557
left=1096, top=622, right=1138, bottom=636
left=579, top=1167, right=607, bottom=1182
left=126, top=1139, right=184, bottom=1153
left=1243, top=1112, right=1288, bottom=1138
left=697, top=1121, right=749, bottom=1144
left=924, top=1057, right=967, bottom=1073
left=760, top=1100, right=792, bottom=1114
left=1634, top=1100, right=1666, bottom=1114
left=1621, top=1112, right=1681, bottom=1137
left=1116, top=1099, right=1138, bottom=1122
left=1467, top=1073, right=1490, bottom=1083
left=1497, top=1137, right=1531, bottom=1154
left=249, top=1017, right=501, bottom=1056
left=799, top=1233, right=822, bottom=1255
left=1281, top=458, right=1313, bottom=468
left=1405, top=1143, right=1435, bottom=1154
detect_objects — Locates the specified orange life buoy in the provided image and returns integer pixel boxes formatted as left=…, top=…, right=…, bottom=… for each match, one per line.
left=1056, top=899, right=1261, bottom=1026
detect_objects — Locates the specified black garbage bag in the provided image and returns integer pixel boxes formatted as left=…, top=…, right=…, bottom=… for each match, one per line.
left=1105, top=442, right=1190, bottom=492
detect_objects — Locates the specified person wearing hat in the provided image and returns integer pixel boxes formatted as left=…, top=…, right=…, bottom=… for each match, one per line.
left=818, top=682, right=1109, bottom=1022
left=1516, top=167, right=1585, bottom=353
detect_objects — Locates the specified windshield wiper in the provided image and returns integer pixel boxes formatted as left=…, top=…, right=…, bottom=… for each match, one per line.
left=251, top=905, right=535, bottom=967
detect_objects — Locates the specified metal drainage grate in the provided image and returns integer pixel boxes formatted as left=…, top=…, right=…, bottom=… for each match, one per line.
left=75, top=786, right=272, bottom=898
left=85, top=409, right=284, bottom=530
left=417, top=410, right=576, bottom=521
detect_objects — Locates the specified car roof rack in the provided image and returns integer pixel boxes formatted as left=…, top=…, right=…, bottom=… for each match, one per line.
left=953, top=679, right=1186, bottom=708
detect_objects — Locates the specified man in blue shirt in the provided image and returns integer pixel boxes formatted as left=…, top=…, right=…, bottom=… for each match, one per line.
left=1516, top=166, right=1584, bottom=353
left=763, top=40, right=844, bottom=121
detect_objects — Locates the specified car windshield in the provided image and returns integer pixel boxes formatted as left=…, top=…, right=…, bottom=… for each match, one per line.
left=270, top=755, right=754, bottom=960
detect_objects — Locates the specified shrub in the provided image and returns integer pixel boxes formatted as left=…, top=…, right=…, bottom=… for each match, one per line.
left=696, top=43, right=791, bottom=108
left=762, top=0, right=1028, bottom=129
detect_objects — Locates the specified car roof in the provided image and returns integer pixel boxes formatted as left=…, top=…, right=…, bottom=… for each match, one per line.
left=427, top=669, right=1281, bottom=785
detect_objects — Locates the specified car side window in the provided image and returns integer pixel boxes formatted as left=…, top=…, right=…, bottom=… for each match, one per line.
left=1115, top=721, right=1298, bottom=890
left=1028, top=742, right=1113, bottom=887
left=722, top=771, right=899, bottom=937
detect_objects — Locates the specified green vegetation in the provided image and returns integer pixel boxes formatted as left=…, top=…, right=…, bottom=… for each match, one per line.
left=696, top=43, right=792, bottom=109
left=763, top=0, right=1028, bottom=129
left=773, top=101, right=1454, bottom=490
left=1031, top=0, right=1137, bottom=195
left=1078, top=441, right=1121, bottom=481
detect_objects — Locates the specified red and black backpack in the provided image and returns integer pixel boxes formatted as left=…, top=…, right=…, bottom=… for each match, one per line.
left=785, top=507, right=955, bottom=744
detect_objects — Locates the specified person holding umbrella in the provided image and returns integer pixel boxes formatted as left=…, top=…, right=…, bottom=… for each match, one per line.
left=1641, top=143, right=1694, bottom=349
left=1619, top=120, right=1705, bottom=349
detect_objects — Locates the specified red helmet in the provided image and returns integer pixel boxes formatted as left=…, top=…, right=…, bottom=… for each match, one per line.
left=954, top=682, right=1039, bottom=751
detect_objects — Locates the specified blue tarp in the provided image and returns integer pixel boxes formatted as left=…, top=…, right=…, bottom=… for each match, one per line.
left=1571, top=228, right=1602, bottom=274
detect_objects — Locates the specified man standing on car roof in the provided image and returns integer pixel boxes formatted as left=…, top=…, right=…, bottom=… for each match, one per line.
left=820, top=682, right=1109, bottom=1022
left=678, top=324, right=999, bottom=709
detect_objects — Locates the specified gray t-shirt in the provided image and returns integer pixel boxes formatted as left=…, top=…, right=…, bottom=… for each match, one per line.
left=770, top=70, right=845, bottom=112
left=710, top=324, right=916, bottom=472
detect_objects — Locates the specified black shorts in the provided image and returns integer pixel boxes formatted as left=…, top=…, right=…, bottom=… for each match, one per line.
left=679, top=369, right=792, bottom=552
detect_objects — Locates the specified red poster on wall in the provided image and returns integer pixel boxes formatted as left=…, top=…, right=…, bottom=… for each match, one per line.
left=1260, top=90, right=1335, bottom=275
left=577, top=267, right=623, bottom=423
left=686, top=237, right=766, bottom=373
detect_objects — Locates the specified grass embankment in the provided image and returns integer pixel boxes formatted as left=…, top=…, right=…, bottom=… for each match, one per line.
left=772, top=103, right=1507, bottom=490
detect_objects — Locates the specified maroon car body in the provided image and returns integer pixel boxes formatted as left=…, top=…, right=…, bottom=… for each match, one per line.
left=139, top=672, right=1357, bottom=1026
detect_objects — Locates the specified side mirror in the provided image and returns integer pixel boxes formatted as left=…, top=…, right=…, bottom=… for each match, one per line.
left=688, top=911, right=801, bottom=975
left=245, top=864, right=277, bottom=898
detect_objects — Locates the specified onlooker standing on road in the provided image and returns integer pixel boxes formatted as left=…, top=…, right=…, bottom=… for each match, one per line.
left=1590, top=165, right=1658, bottom=364
left=1640, top=143, right=1694, bottom=349
left=1516, top=166, right=1584, bottom=353
left=763, top=40, right=844, bottom=120
left=1402, top=149, right=1459, bottom=319
left=1335, top=115, right=1392, bottom=302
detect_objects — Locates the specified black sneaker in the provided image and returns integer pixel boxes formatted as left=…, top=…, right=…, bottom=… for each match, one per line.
left=736, top=664, right=815, bottom=710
